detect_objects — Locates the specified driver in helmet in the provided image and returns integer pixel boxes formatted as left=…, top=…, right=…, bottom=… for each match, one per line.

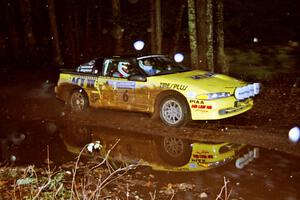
left=117, top=62, right=132, bottom=78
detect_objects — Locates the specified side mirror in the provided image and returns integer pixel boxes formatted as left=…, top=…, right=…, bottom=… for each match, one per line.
left=128, top=74, right=147, bottom=82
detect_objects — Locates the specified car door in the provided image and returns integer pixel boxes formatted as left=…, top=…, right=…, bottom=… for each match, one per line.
left=97, top=59, right=150, bottom=112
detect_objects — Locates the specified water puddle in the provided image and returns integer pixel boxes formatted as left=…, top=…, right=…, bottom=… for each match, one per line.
left=1, top=119, right=299, bottom=199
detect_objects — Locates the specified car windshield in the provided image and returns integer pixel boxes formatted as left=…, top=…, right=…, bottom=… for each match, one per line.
left=137, top=55, right=191, bottom=76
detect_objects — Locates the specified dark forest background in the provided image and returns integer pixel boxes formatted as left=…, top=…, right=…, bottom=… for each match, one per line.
left=0, top=0, right=299, bottom=69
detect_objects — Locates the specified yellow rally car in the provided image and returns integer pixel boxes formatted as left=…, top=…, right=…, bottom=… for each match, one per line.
left=55, top=55, right=260, bottom=127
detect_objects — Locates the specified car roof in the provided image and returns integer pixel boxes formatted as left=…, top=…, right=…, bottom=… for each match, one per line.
left=104, top=54, right=166, bottom=60
left=136, top=54, right=165, bottom=60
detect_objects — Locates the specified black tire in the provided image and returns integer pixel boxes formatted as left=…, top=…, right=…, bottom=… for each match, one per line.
left=69, top=89, right=89, bottom=112
left=159, top=95, right=190, bottom=127
left=72, top=126, right=92, bottom=147
left=158, top=136, right=192, bottom=167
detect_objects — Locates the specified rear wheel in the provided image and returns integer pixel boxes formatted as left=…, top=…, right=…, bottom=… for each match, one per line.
left=159, top=95, right=190, bottom=127
left=72, top=126, right=92, bottom=147
left=158, top=136, right=192, bottom=166
left=69, top=89, right=89, bottom=112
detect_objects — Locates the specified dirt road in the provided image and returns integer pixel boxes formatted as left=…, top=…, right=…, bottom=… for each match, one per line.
left=1, top=69, right=300, bottom=200
left=1, top=70, right=299, bottom=157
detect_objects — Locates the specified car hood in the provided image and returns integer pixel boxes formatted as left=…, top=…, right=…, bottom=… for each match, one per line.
left=150, top=70, right=246, bottom=93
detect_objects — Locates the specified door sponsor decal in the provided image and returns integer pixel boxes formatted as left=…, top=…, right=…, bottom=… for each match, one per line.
left=107, top=80, right=136, bottom=89
left=191, top=104, right=212, bottom=110
left=160, top=82, right=188, bottom=91
left=71, top=77, right=95, bottom=88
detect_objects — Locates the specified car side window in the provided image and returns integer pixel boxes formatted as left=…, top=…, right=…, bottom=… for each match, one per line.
left=111, top=62, right=123, bottom=78
left=103, top=59, right=142, bottom=78
left=76, top=60, right=96, bottom=74
left=103, top=60, right=121, bottom=77
left=103, top=59, right=113, bottom=76
left=93, top=58, right=103, bottom=75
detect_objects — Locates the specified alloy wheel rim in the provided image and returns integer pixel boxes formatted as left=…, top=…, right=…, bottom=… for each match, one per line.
left=163, top=137, right=184, bottom=157
left=162, top=99, right=183, bottom=125
left=71, top=92, right=85, bottom=111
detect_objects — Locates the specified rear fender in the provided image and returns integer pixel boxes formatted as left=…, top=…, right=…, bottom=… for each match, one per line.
left=56, top=83, right=84, bottom=102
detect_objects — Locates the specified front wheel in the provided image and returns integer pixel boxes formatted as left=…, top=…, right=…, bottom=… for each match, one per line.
left=159, top=95, right=190, bottom=127
left=158, top=136, right=192, bottom=166
left=69, top=89, right=89, bottom=112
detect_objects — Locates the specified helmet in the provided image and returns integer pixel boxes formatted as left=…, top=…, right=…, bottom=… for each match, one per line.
left=118, top=62, right=130, bottom=78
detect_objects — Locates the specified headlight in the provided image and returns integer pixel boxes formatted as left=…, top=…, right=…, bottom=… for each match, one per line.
left=198, top=92, right=231, bottom=100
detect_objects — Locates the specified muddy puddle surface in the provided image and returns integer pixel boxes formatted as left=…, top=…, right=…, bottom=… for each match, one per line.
left=1, top=119, right=299, bottom=200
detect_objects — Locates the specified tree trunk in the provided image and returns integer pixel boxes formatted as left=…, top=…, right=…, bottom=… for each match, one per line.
left=215, top=0, right=227, bottom=74
left=111, top=0, right=124, bottom=54
left=187, top=0, right=198, bottom=69
left=18, top=0, right=36, bottom=63
left=84, top=0, right=93, bottom=51
left=172, top=2, right=185, bottom=53
left=95, top=1, right=103, bottom=54
left=196, top=0, right=207, bottom=69
left=112, top=0, right=120, bottom=20
left=3, top=0, right=20, bottom=62
left=48, top=0, right=63, bottom=66
left=206, top=0, right=214, bottom=72
left=150, top=0, right=162, bottom=54
left=63, top=2, right=77, bottom=64
left=73, top=2, right=81, bottom=61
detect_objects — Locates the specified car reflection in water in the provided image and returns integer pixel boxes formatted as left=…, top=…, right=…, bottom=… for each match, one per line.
left=59, top=124, right=259, bottom=172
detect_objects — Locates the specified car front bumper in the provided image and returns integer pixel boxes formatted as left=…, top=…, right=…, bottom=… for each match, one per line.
left=189, top=97, right=254, bottom=120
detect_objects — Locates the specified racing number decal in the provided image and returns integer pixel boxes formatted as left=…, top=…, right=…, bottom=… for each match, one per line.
left=123, top=90, right=129, bottom=102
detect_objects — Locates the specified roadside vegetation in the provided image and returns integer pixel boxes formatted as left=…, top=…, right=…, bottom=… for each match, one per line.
left=227, top=42, right=299, bottom=82
left=0, top=142, right=233, bottom=200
